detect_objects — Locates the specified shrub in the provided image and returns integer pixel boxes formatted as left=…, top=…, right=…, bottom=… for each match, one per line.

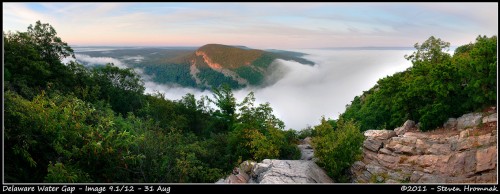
left=312, top=117, right=364, bottom=182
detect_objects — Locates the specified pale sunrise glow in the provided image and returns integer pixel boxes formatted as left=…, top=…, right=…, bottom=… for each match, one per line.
left=3, top=2, right=498, bottom=49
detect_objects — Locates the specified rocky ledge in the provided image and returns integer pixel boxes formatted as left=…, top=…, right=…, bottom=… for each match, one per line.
left=351, top=108, right=497, bottom=183
left=217, top=159, right=333, bottom=184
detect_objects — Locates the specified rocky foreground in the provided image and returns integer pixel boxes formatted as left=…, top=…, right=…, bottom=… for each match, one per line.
left=216, top=137, right=333, bottom=184
left=218, top=108, right=497, bottom=184
left=351, top=108, right=497, bottom=183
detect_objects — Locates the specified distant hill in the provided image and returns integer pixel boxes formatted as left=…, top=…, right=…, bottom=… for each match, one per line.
left=148, top=44, right=315, bottom=89
left=74, top=44, right=315, bottom=90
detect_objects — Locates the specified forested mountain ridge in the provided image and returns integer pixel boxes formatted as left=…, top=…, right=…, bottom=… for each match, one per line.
left=147, top=43, right=315, bottom=89
left=74, top=43, right=314, bottom=90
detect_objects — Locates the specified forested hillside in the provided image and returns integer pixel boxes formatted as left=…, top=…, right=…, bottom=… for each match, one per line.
left=339, top=35, right=497, bottom=131
left=4, top=21, right=300, bottom=183
left=299, top=35, right=497, bottom=182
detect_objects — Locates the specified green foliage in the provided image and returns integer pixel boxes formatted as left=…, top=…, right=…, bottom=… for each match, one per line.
left=3, top=21, right=74, bottom=98
left=297, top=126, right=314, bottom=139
left=1, top=21, right=312, bottom=183
left=143, top=63, right=197, bottom=87
left=227, top=90, right=299, bottom=162
left=312, top=118, right=364, bottom=182
left=45, top=162, right=91, bottom=183
left=198, top=44, right=264, bottom=69
left=209, top=85, right=238, bottom=133
left=91, top=64, right=145, bottom=116
left=341, top=35, right=497, bottom=131
left=235, top=66, right=264, bottom=85
left=251, top=53, right=276, bottom=69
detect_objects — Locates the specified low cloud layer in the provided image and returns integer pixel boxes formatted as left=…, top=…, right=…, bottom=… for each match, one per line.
left=122, top=55, right=144, bottom=62
left=144, top=49, right=414, bottom=130
left=73, top=54, right=128, bottom=68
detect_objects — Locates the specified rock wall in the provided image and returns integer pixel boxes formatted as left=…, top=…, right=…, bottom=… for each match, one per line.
left=351, top=109, right=497, bottom=183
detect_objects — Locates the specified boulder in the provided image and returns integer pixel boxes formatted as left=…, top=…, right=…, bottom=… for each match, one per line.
left=476, top=146, right=497, bottom=173
left=397, top=120, right=415, bottom=136
left=443, top=118, right=457, bottom=129
left=364, top=130, right=396, bottom=140
left=252, top=160, right=272, bottom=178
left=378, top=148, right=393, bottom=155
left=415, top=122, right=421, bottom=131
left=303, top=137, right=312, bottom=145
left=482, top=113, right=497, bottom=123
left=366, top=163, right=386, bottom=175
left=298, top=144, right=314, bottom=160
left=363, top=138, right=383, bottom=152
left=239, top=161, right=257, bottom=174
left=427, top=144, right=451, bottom=155
left=457, top=113, right=483, bottom=130
left=255, top=160, right=333, bottom=183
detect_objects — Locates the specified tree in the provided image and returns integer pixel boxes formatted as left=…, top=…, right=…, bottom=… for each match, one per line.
left=341, top=35, right=496, bottom=131
left=92, top=64, right=145, bottom=116
left=209, top=84, right=237, bottom=133
left=27, top=20, right=74, bottom=62
left=404, top=36, right=451, bottom=65
left=4, top=21, right=75, bottom=98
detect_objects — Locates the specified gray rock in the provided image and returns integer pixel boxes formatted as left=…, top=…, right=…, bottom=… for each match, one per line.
left=457, top=113, right=483, bottom=130
left=410, top=171, right=424, bottom=182
left=400, top=120, right=416, bottom=134
left=415, top=122, right=421, bottom=130
left=254, top=160, right=333, bottom=183
left=376, top=176, right=384, bottom=183
left=418, top=173, right=446, bottom=183
left=427, top=144, right=451, bottom=155
left=394, top=127, right=404, bottom=136
left=303, top=137, right=312, bottom=145
left=366, top=163, right=386, bottom=175
left=379, top=148, right=393, bottom=155
left=443, top=118, right=457, bottom=129
left=298, top=144, right=314, bottom=160
left=394, top=120, right=415, bottom=136
left=482, top=113, right=497, bottom=123
left=252, top=162, right=271, bottom=178
left=363, top=138, right=383, bottom=152
left=351, top=161, right=366, bottom=172
left=364, top=130, right=396, bottom=140
left=388, top=171, right=407, bottom=181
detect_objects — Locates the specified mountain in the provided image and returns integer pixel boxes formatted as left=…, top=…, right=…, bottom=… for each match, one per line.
left=143, top=44, right=314, bottom=89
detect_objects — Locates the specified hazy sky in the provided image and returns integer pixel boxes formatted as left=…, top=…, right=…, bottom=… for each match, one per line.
left=3, top=2, right=498, bottom=49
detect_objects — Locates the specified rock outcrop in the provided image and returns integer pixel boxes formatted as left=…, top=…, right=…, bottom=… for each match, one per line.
left=217, top=159, right=333, bottom=184
left=298, top=137, right=315, bottom=161
left=351, top=109, right=497, bottom=183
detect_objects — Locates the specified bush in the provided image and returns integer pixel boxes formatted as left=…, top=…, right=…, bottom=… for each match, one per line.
left=312, top=117, right=364, bottom=182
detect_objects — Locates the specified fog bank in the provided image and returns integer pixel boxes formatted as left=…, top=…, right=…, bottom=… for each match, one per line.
left=153, top=49, right=414, bottom=130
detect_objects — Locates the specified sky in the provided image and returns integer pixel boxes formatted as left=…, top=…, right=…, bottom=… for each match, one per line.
left=3, top=2, right=498, bottom=49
